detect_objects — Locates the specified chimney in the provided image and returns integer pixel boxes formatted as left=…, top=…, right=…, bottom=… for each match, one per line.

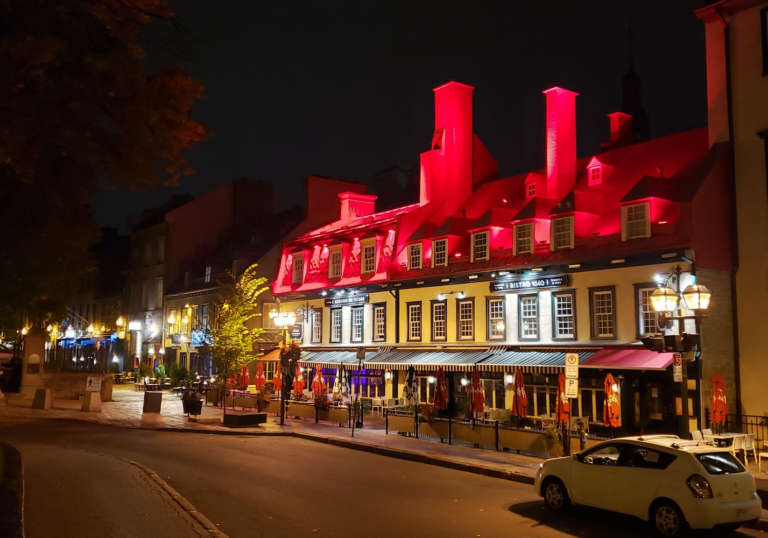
left=420, top=81, right=474, bottom=219
left=339, top=192, right=377, bottom=224
left=543, top=87, right=578, bottom=201
left=601, top=112, right=633, bottom=151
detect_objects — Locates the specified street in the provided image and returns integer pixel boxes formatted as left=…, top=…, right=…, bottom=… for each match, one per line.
left=0, top=419, right=763, bottom=538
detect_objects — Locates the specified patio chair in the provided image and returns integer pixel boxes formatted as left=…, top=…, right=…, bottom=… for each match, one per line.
left=702, top=428, right=713, bottom=436
left=743, top=434, right=758, bottom=464
left=371, top=398, right=383, bottom=416
left=758, top=441, right=768, bottom=472
left=691, top=430, right=703, bottom=441
left=731, top=435, right=745, bottom=462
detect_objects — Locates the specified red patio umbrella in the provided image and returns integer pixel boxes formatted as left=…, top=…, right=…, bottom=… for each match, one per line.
left=133, top=356, right=139, bottom=369
left=711, top=373, right=728, bottom=425
left=254, top=361, right=266, bottom=391
left=555, top=373, right=570, bottom=424
left=272, top=368, right=282, bottom=394
left=603, top=373, right=620, bottom=428
left=433, top=368, right=448, bottom=411
left=293, top=367, right=305, bottom=394
left=239, top=366, right=250, bottom=390
left=469, top=369, right=485, bottom=414
left=510, top=370, right=528, bottom=418
left=311, top=367, right=327, bottom=394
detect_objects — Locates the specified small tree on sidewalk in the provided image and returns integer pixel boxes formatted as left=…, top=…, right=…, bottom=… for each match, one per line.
left=201, top=264, right=269, bottom=410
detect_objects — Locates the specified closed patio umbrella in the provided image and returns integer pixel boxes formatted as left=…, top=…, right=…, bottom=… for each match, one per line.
left=510, top=370, right=528, bottom=418
left=339, top=367, right=350, bottom=400
left=433, top=368, right=448, bottom=411
left=254, top=361, right=266, bottom=392
left=311, top=367, right=326, bottom=394
left=603, top=373, right=620, bottom=428
left=469, top=368, right=485, bottom=414
left=555, top=373, right=570, bottom=424
left=711, top=373, right=728, bottom=425
left=239, top=366, right=250, bottom=390
left=273, top=368, right=282, bottom=395
left=292, top=367, right=305, bottom=394
left=402, top=366, right=419, bottom=407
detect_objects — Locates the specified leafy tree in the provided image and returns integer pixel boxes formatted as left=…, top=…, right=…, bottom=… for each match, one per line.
left=0, top=0, right=211, bottom=330
left=202, top=264, right=268, bottom=396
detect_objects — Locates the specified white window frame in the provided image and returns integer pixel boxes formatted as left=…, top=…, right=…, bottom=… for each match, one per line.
left=373, top=304, right=386, bottom=342
left=351, top=306, right=364, bottom=343
left=457, top=299, right=474, bottom=340
left=292, top=253, right=304, bottom=284
left=589, top=165, right=602, bottom=185
left=514, top=222, right=534, bottom=255
left=330, top=309, right=342, bottom=343
left=591, top=288, right=616, bottom=339
left=204, top=266, right=212, bottom=283
left=431, top=301, right=447, bottom=341
left=329, top=247, right=342, bottom=279
left=621, top=202, right=651, bottom=240
left=361, top=240, right=377, bottom=274
left=471, top=231, right=489, bottom=262
left=407, top=303, right=422, bottom=341
left=408, top=243, right=422, bottom=271
left=432, top=239, right=448, bottom=267
left=637, top=286, right=659, bottom=337
left=552, top=291, right=576, bottom=340
left=488, top=297, right=505, bottom=340
left=311, top=309, right=322, bottom=343
left=551, top=216, right=574, bottom=250
left=527, top=183, right=536, bottom=197
left=519, top=294, right=539, bottom=339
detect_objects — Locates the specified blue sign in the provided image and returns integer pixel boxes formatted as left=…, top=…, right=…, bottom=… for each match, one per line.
left=191, top=331, right=205, bottom=347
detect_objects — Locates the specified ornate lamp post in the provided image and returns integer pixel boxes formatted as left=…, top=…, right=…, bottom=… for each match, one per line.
left=270, top=308, right=296, bottom=425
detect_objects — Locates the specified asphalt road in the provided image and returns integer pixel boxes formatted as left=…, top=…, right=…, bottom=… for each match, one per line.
left=0, top=420, right=762, bottom=538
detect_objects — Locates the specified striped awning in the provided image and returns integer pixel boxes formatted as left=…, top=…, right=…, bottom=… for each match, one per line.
left=299, top=350, right=364, bottom=369
left=476, top=349, right=600, bottom=374
left=364, top=348, right=493, bottom=372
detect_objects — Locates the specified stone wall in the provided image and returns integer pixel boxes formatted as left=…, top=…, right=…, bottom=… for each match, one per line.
left=42, top=372, right=113, bottom=402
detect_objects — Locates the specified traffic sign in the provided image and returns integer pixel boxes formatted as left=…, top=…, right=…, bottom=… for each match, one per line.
left=356, top=347, right=366, bottom=360
left=565, top=353, right=579, bottom=379
left=672, top=353, right=683, bottom=382
left=565, top=378, right=579, bottom=399
left=86, top=376, right=102, bottom=392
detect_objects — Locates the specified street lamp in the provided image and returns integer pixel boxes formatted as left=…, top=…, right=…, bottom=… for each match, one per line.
left=682, top=283, right=712, bottom=312
left=271, top=308, right=296, bottom=425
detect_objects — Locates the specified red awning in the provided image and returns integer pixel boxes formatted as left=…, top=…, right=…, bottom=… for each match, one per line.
left=260, top=349, right=281, bottom=362
left=580, top=349, right=675, bottom=370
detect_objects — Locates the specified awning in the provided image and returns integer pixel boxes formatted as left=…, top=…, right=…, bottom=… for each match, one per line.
left=260, top=349, right=281, bottom=362
left=364, top=349, right=493, bottom=372
left=477, top=349, right=600, bottom=374
left=299, top=351, right=363, bottom=369
left=579, top=349, right=675, bottom=370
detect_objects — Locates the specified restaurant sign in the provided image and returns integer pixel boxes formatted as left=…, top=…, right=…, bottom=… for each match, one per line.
left=324, top=294, right=369, bottom=307
left=490, top=275, right=570, bottom=293
left=290, top=323, right=303, bottom=340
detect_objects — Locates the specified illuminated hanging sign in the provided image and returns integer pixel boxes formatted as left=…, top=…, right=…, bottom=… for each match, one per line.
left=490, top=275, right=570, bottom=292
left=324, top=294, right=369, bottom=307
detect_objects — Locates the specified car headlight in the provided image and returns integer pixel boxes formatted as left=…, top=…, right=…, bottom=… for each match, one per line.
left=686, top=474, right=713, bottom=499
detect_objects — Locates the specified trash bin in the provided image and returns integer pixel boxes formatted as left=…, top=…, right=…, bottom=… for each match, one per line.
left=143, top=391, right=163, bottom=413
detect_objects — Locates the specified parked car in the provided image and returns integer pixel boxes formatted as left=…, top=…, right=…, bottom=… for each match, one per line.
left=534, top=435, right=761, bottom=536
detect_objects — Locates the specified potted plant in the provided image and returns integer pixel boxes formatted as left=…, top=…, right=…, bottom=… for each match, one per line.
left=542, top=424, right=563, bottom=455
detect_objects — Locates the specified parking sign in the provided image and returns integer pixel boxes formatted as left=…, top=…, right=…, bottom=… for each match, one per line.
left=565, top=353, right=579, bottom=379
left=565, top=378, right=579, bottom=399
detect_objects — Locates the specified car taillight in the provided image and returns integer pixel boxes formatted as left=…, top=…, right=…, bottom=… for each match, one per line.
left=686, top=474, right=713, bottom=499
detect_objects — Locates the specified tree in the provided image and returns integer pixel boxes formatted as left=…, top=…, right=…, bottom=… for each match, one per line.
left=0, top=0, right=211, bottom=330
left=202, top=264, right=269, bottom=395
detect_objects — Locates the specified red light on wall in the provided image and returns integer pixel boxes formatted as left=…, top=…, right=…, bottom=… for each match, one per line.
left=502, top=198, right=508, bottom=204
left=455, top=252, right=461, bottom=257
left=658, top=221, right=667, bottom=225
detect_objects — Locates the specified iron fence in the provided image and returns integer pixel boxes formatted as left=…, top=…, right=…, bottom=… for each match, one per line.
left=721, top=413, right=768, bottom=448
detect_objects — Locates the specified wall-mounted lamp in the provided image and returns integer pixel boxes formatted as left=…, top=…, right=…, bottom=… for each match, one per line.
left=385, top=371, right=392, bottom=380
left=505, top=374, right=514, bottom=385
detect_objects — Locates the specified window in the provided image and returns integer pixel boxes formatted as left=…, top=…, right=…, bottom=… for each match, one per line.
left=433, top=239, right=447, bottom=267
left=590, top=287, right=616, bottom=339
left=431, top=300, right=447, bottom=341
left=292, top=254, right=304, bottom=284
left=482, top=379, right=506, bottom=409
left=264, top=361, right=276, bottom=381
left=362, top=242, right=376, bottom=274
left=158, top=237, right=165, bottom=263
left=373, top=304, right=386, bottom=342
left=696, top=453, right=746, bottom=475
left=579, top=387, right=606, bottom=424
left=329, top=248, right=342, bottom=279
left=418, top=377, right=435, bottom=404
left=487, top=297, right=505, bottom=340
left=515, top=223, right=533, bottom=254
left=762, top=6, right=768, bottom=76
left=472, top=231, right=489, bottom=262
left=527, top=183, right=536, bottom=197
left=351, top=307, right=363, bottom=343
left=457, top=298, right=474, bottom=340
left=330, top=309, right=342, bottom=343
left=619, top=445, right=677, bottom=470
left=408, top=243, right=422, bottom=270
left=232, top=259, right=240, bottom=275
left=578, top=443, right=625, bottom=466
left=311, top=309, right=322, bottom=343
left=204, top=266, right=212, bottom=283
left=552, top=291, right=576, bottom=339
left=169, top=308, right=178, bottom=333
left=552, top=217, right=573, bottom=249
left=519, top=294, right=538, bottom=339
left=589, top=165, right=602, bottom=185
left=407, top=302, right=422, bottom=341
left=262, top=302, right=278, bottom=330
left=155, top=279, right=163, bottom=311
left=635, top=284, right=659, bottom=337
left=141, top=280, right=149, bottom=310
left=622, top=203, right=650, bottom=240
left=200, top=304, right=209, bottom=331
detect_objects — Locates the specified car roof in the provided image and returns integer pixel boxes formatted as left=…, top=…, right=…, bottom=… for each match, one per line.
left=606, top=435, right=729, bottom=454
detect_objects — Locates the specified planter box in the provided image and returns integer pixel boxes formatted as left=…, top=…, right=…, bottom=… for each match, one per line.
left=316, top=408, right=347, bottom=425
left=388, top=415, right=415, bottom=435
left=222, top=411, right=267, bottom=428
left=418, top=420, right=450, bottom=440
left=452, top=422, right=496, bottom=448
left=234, top=396, right=259, bottom=410
left=291, top=403, right=316, bottom=420
left=265, top=400, right=281, bottom=415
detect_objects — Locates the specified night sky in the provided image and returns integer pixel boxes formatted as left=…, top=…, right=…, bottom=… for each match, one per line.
left=90, top=0, right=708, bottom=231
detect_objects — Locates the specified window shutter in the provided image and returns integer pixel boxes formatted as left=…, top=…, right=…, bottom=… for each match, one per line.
left=470, top=233, right=475, bottom=263
left=620, top=206, right=628, bottom=242
left=644, top=202, right=652, bottom=238
left=513, top=226, right=518, bottom=256
left=569, top=216, right=575, bottom=248
left=549, top=221, right=556, bottom=252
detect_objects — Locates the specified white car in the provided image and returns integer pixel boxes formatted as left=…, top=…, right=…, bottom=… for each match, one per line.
left=534, top=435, right=761, bottom=536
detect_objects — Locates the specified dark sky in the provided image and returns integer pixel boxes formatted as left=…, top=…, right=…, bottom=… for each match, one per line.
left=90, top=0, right=708, bottom=231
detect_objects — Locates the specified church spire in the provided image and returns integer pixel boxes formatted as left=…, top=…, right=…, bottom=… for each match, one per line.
left=622, top=22, right=649, bottom=142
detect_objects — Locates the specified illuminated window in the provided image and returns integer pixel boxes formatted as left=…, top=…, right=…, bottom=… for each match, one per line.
left=519, top=295, right=538, bottom=339
left=204, top=266, right=212, bottom=283
left=515, top=223, right=533, bottom=254
left=329, top=248, right=342, bottom=279
left=362, top=242, right=376, bottom=274
left=155, top=279, right=163, bottom=310
left=528, top=183, right=536, bottom=197
left=552, top=217, right=573, bottom=249
left=623, top=203, right=650, bottom=240
left=311, top=310, right=322, bottom=343
left=433, top=239, right=447, bottom=267
left=431, top=301, right=447, bottom=341
left=458, top=299, right=474, bottom=340
left=472, top=231, right=489, bottom=262
left=265, top=361, right=276, bottom=381
left=590, top=288, right=616, bottom=339
left=552, top=291, right=575, bottom=339
left=373, top=304, right=386, bottom=341
left=408, top=243, right=422, bottom=271
left=637, top=286, right=659, bottom=337
left=488, top=298, right=504, bottom=340
left=351, top=306, right=363, bottom=343
left=292, top=254, right=304, bottom=284
left=589, top=166, right=602, bottom=185
left=407, top=302, right=421, bottom=341
left=330, top=309, right=342, bottom=343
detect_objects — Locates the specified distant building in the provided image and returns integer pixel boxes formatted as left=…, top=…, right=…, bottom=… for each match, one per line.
left=374, top=165, right=420, bottom=211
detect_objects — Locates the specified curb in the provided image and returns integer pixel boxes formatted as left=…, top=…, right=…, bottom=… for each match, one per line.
left=128, top=460, right=229, bottom=538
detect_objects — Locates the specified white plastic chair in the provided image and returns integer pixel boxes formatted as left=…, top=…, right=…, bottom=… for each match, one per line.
left=743, top=434, right=758, bottom=464
left=702, top=428, right=713, bottom=436
left=731, top=435, right=745, bottom=462
left=371, top=398, right=383, bottom=416
left=691, top=430, right=703, bottom=441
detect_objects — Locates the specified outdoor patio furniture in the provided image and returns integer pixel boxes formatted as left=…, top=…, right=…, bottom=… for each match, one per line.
left=731, top=434, right=745, bottom=462
left=371, top=398, right=383, bottom=416
left=691, top=430, right=703, bottom=441
left=702, top=428, right=713, bottom=436
left=743, top=433, right=758, bottom=463
left=758, top=441, right=768, bottom=472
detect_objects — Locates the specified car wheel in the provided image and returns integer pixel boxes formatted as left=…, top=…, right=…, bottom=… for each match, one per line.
left=651, top=500, right=686, bottom=536
left=543, top=478, right=570, bottom=512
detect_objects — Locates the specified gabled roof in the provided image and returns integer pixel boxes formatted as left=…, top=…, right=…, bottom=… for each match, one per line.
left=620, top=175, right=678, bottom=203
left=548, top=190, right=602, bottom=215
left=471, top=207, right=518, bottom=230
left=433, top=216, right=473, bottom=238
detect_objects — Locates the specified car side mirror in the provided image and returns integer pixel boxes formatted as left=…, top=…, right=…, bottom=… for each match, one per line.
left=573, top=453, right=580, bottom=462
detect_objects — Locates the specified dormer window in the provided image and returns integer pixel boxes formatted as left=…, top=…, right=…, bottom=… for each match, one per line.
left=204, top=266, right=212, bottom=283
left=514, top=223, right=534, bottom=255
left=362, top=240, right=376, bottom=274
left=471, top=231, right=489, bottom=262
left=408, top=243, right=422, bottom=271
left=329, top=247, right=342, bottom=279
left=292, top=253, right=304, bottom=284
left=432, top=239, right=447, bottom=267
left=527, top=183, right=536, bottom=197
left=622, top=203, right=651, bottom=240
left=551, top=216, right=574, bottom=250
left=589, top=165, right=602, bottom=185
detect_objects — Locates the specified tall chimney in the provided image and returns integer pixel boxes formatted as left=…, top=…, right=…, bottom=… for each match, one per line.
left=339, top=192, right=377, bottom=224
left=543, top=87, right=578, bottom=201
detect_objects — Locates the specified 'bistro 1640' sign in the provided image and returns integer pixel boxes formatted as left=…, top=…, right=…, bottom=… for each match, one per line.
left=324, top=294, right=369, bottom=307
left=490, top=275, right=570, bottom=293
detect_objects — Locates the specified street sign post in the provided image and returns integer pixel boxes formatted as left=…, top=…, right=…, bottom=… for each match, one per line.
left=86, top=376, right=102, bottom=392
left=673, top=353, right=683, bottom=383
left=565, top=353, right=579, bottom=379
left=565, top=378, right=579, bottom=399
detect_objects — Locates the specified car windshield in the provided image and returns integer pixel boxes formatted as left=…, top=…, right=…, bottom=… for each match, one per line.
left=696, top=452, right=745, bottom=475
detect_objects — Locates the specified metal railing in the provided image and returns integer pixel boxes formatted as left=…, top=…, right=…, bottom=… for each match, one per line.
left=720, top=413, right=768, bottom=447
